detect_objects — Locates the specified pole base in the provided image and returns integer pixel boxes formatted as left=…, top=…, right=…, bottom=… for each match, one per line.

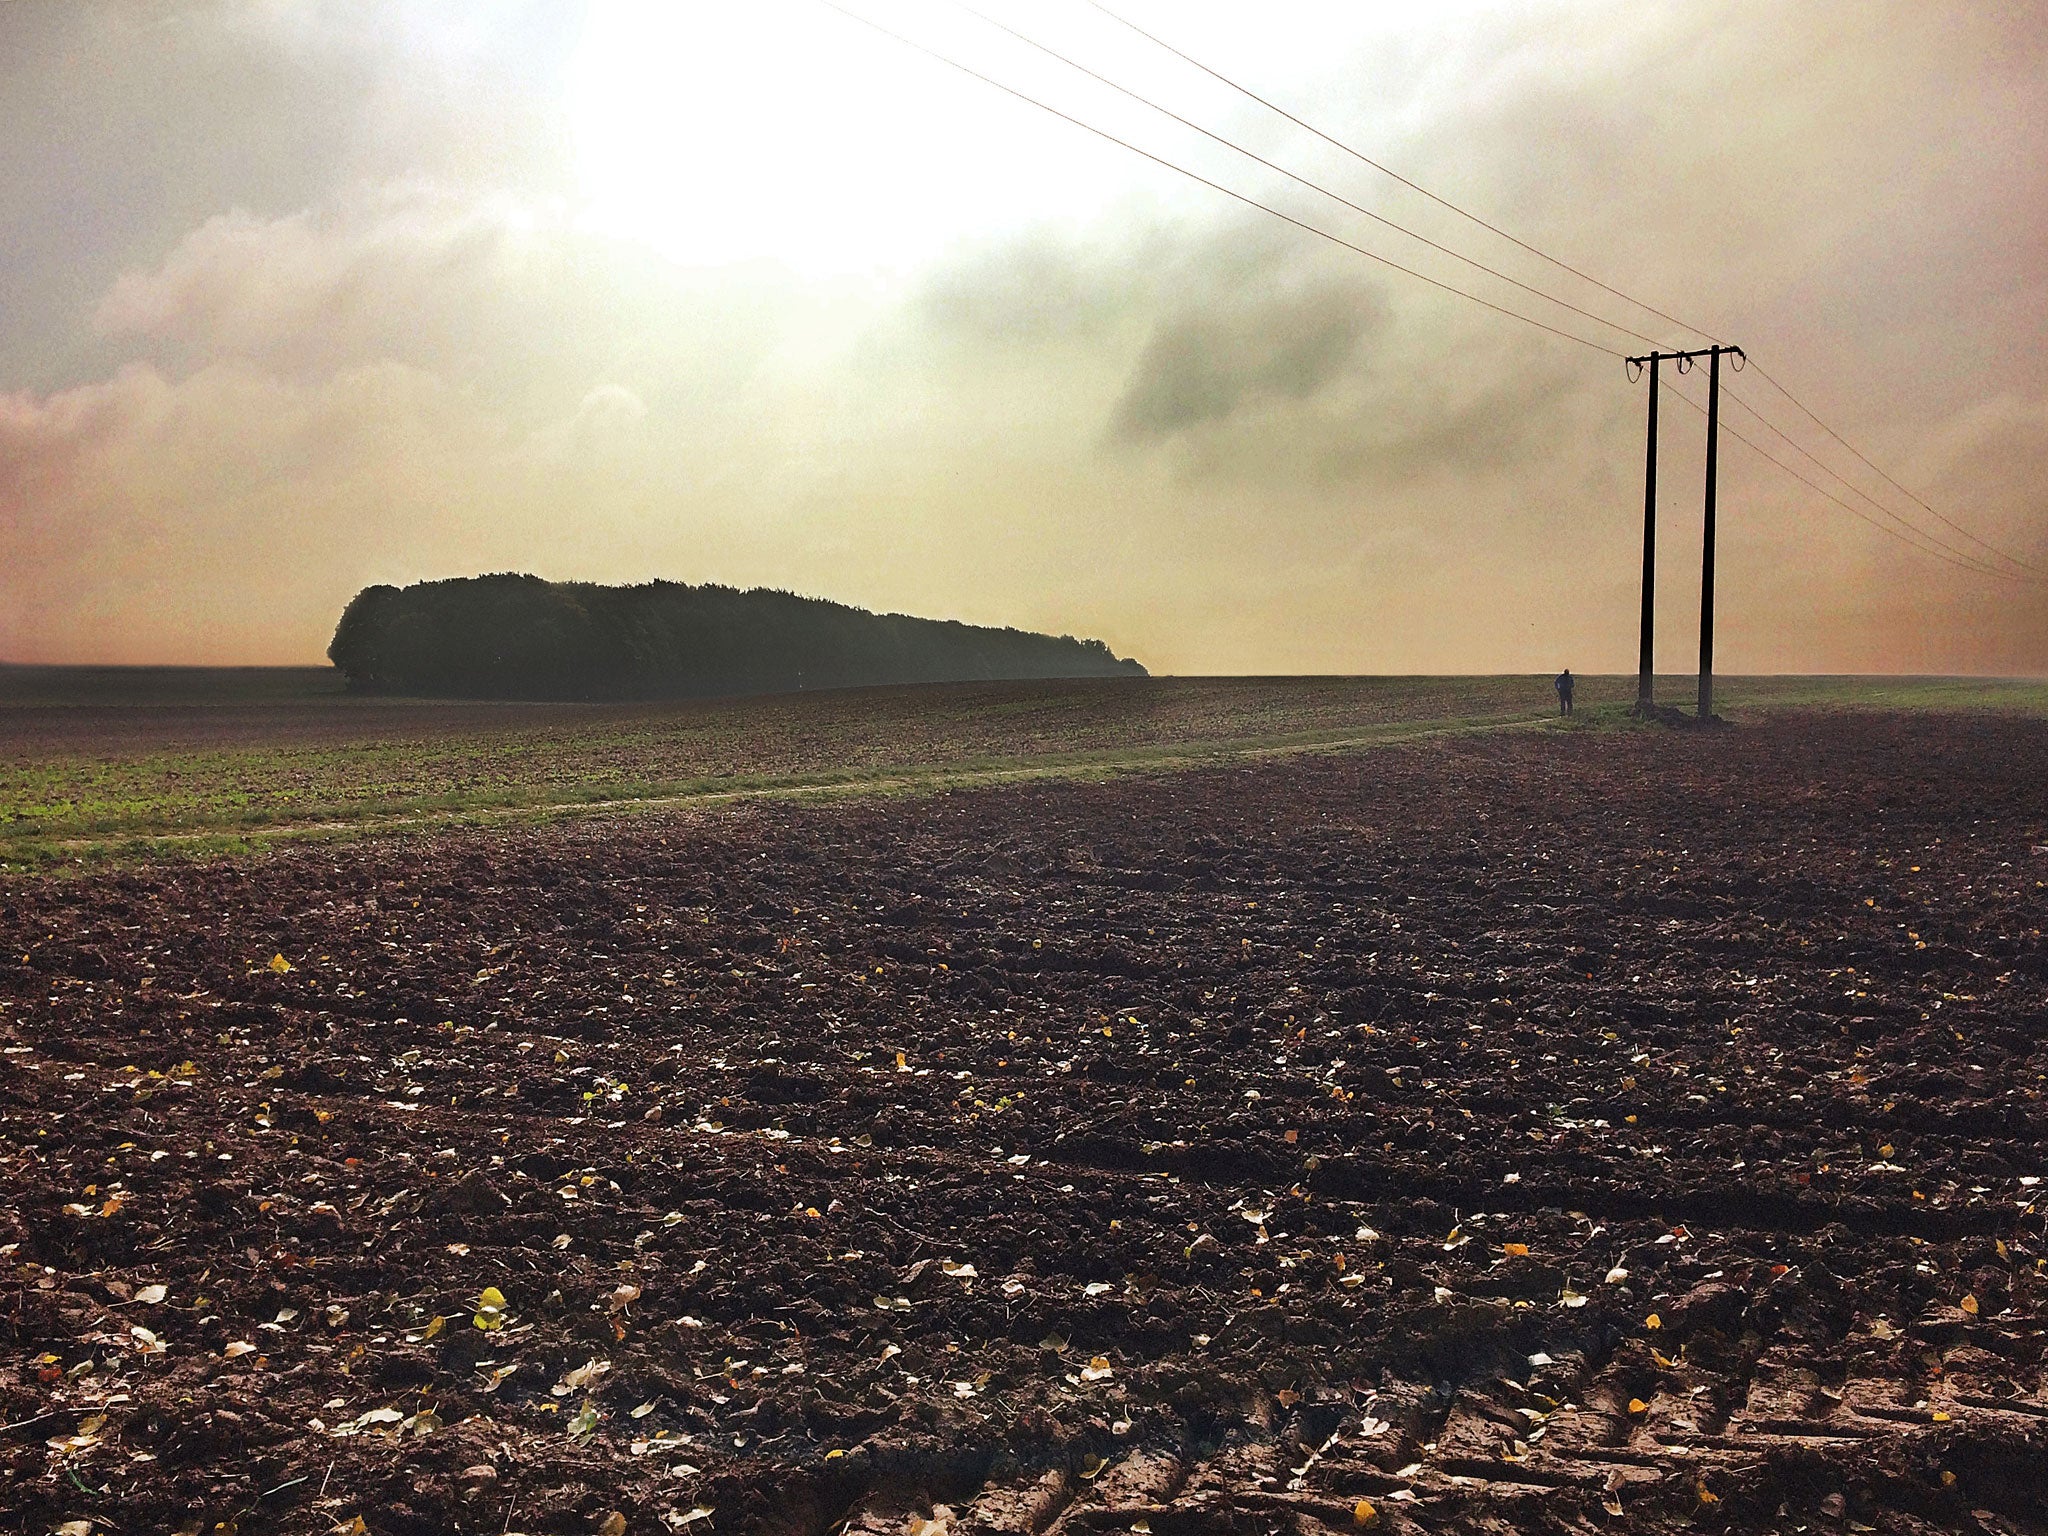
left=1631, top=700, right=1708, bottom=728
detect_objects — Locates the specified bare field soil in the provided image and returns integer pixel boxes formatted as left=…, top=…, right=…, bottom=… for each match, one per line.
left=4, top=711, right=2048, bottom=1534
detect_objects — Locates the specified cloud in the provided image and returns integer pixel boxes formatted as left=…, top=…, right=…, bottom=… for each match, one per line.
left=0, top=358, right=514, bottom=663
left=1111, top=277, right=1380, bottom=440
left=94, top=186, right=529, bottom=362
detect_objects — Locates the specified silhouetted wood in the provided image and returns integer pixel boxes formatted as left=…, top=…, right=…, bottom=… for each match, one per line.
left=327, top=575, right=1146, bottom=699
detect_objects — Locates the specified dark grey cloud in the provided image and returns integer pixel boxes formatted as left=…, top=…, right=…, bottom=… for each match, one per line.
left=1111, top=278, right=1380, bottom=439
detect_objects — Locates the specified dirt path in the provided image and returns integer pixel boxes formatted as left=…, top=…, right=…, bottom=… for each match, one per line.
left=3, top=711, right=2046, bottom=1534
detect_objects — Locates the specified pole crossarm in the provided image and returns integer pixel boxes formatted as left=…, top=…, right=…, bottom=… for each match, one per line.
left=1626, top=346, right=1741, bottom=366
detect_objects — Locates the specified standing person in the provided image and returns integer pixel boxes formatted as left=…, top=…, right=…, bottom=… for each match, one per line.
left=1555, top=668, right=1575, bottom=716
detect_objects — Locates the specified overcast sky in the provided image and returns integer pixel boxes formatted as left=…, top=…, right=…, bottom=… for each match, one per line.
left=2, top=0, right=2044, bottom=672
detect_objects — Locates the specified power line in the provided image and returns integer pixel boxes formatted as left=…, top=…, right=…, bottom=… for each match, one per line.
left=1663, top=381, right=2040, bottom=585
left=813, top=1, right=1626, bottom=357
left=1059, top=2, right=2040, bottom=584
left=820, top=2, right=2033, bottom=593
left=944, top=0, right=1667, bottom=351
left=1740, top=360, right=2047, bottom=577
left=1081, top=0, right=1720, bottom=347
left=1716, top=386, right=2023, bottom=579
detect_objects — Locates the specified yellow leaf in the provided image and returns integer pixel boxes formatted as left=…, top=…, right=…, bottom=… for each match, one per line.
left=1627, top=1398, right=1648, bottom=1415
left=1695, top=1480, right=1720, bottom=1505
left=1503, top=1242, right=1530, bottom=1258
left=1941, top=1470, right=1957, bottom=1487
left=1645, top=1313, right=1662, bottom=1330
left=474, top=1285, right=509, bottom=1331
left=1961, top=1294, right=1980, bottom=1315
left=1352, top=1498, right=1379, bottom=1527
left=269, top=953, right=293, bottom=974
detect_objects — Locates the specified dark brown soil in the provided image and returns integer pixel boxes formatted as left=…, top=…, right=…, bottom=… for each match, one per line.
left=4, top=711, right=2048, bottom=1535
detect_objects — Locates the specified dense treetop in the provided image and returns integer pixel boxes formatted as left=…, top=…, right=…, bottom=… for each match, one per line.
left=328, top=574, right=1145, bottom=699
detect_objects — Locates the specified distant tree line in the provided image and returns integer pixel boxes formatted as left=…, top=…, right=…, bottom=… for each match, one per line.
left=328, top=574, right=1146, bottom=699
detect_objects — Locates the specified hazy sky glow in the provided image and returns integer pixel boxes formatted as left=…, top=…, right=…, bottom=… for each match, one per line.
left=2, top=0, right=2044, bottom=672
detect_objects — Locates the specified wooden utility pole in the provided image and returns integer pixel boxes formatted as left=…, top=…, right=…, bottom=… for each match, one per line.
left=1625, top=343, right=1744, bottom=723
left=1625, top=352, right=1664, bottom=712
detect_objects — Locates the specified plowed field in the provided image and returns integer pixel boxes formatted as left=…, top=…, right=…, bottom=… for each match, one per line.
left=5, top=710, right=2048, bottom=1534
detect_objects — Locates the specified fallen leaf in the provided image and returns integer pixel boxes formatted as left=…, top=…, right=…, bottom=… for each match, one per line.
left=1502, top=1242, right=1530, bottom=1258
left=269, top=953, right=293, bottom=974
left=135, top=1283, right=168, bottom=1305
left=1961, top=1294, right=1980, bottom=1316
left=597, top=1514, right=627, bottom=1536
left=474, top=1285, right=509, bottom=1332
left=1352, top=1498, right=1379, bottom=1527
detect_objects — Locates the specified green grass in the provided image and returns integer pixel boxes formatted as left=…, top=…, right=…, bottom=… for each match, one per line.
left=3, top=671, right=2043, bottom=871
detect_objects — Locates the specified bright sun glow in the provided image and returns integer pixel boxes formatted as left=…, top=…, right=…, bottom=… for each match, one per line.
left=566, top=0, right=1155, bottom=275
